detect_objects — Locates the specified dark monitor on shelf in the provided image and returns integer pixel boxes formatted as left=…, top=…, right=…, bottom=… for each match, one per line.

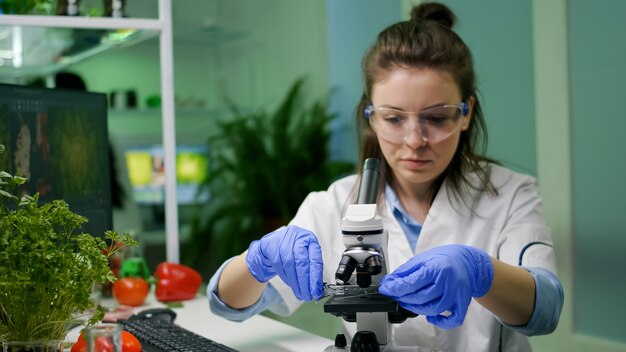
left=124, top=145, right=209, bottom=206
left=0, top=83, right=112, bottom=237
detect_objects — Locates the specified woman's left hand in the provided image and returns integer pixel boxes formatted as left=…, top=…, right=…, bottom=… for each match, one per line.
left=379, top=244, right=494, bottom=329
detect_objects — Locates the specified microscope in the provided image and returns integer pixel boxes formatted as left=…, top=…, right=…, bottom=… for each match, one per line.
left=323, top=158, right=416, bottom=352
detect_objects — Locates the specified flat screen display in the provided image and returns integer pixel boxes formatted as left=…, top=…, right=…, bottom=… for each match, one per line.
left=0, top=83, right=112, bottom=237
left=124, top=145, right=209, bottom=205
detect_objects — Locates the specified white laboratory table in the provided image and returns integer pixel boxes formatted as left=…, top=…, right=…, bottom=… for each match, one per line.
left=69, top=295, right=333, bottom=352
left=165, top=297, right=333, bottom=352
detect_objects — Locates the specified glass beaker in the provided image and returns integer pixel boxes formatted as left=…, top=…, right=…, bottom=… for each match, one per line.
left=83, top=323, right=122, bottom=352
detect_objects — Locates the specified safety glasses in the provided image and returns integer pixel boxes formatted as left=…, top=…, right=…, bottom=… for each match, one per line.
left=364, top=102, right=469, bottom=144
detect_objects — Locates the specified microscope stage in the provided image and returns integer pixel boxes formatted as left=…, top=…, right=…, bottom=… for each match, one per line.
left=323, top=294, right=399, bottom=313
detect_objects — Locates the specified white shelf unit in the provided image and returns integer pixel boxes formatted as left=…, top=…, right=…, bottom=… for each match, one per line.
left=0, top=0, right=181, bottom=263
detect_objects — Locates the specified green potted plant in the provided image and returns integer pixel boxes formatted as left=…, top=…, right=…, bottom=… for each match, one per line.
left=183, top=78, right=354, bottom=276
left=0, top=0, right=54, bottom=15
left=0, top=144, right=137, bottom=352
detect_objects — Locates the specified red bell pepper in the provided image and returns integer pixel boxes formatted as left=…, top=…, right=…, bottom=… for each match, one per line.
left=154, top=262, right=202, bottom=302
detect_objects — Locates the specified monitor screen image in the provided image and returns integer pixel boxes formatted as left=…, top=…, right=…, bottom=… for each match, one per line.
left=0, top=83, right=112, bottom=237
left=125, top=145, right=209, bottom=205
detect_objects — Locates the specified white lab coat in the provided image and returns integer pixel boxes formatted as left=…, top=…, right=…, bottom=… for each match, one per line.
left=269, top=163, right=557, bottom=352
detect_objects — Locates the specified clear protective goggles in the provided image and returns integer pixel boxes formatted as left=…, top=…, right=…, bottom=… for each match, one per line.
left=364, top=102, right=469, bottom=144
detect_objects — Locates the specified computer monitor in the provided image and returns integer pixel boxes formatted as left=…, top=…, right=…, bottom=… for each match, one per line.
left=124, top=145, right=209, bottom=205
left=0, top=83, right=112, bottom=237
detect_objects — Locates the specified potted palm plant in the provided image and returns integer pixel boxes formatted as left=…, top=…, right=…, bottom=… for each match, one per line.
left=183, top=78, right=354, bottom=277
left=0, top=144, right=137, bottom=352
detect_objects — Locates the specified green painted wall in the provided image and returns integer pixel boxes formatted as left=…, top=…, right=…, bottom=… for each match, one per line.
left=443, top=0, right=536, bottom=175
left=326, top=0, right=401, bottom=163
left=533, top=1, right=626, bottom=350
left=569, top=0, right=626, bottom=344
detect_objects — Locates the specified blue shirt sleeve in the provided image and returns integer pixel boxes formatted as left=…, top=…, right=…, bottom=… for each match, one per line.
left=499, top=266, right=564, bottom=336
left=206, top=257, right=290, bottom=322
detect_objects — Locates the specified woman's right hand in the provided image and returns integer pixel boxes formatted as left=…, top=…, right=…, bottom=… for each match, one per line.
left=245, top=225, right=324, bottom=301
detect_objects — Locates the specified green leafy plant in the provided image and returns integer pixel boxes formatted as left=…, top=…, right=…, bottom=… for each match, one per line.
left=0, top=144, right=137, bottom=344
left=0, top=0, right=54, bottom=15
left=183, top=78, right=354, bottom=276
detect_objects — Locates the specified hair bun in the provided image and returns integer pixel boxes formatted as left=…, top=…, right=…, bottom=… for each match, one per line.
left=410, top=2, right=456, bottom=29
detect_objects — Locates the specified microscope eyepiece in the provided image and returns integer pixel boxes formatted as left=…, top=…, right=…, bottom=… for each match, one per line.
left=356, top=158, right=381, bottom=205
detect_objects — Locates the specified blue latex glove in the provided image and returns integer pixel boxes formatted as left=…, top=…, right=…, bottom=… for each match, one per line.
left=246, top=225, right=324, bottom=301
left=379, top=244, right=494, bottom=329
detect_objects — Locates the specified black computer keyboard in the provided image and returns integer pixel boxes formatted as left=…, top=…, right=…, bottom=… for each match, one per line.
left=120, top=317, right=239, bottom=352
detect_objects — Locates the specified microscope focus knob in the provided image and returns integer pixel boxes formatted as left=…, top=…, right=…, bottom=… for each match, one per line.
left=334, top=333, right=347, bottom=348
left=350, top=331, right=380, bottom=352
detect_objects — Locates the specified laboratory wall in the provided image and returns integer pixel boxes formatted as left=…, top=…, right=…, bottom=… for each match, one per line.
left=442, top=0, right=537, bottom=175
left=325, top=0, right=401, bottom=162
left=569, top=0, right=626, bottom=344
left=532, top=0, right=626, bottom=350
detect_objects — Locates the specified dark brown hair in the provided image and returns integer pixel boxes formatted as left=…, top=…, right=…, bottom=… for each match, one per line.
left=356, top=2, right=497, bottom=205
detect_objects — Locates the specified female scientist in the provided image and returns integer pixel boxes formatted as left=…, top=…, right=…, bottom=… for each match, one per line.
left=207, top=2, right=563, bottom=351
